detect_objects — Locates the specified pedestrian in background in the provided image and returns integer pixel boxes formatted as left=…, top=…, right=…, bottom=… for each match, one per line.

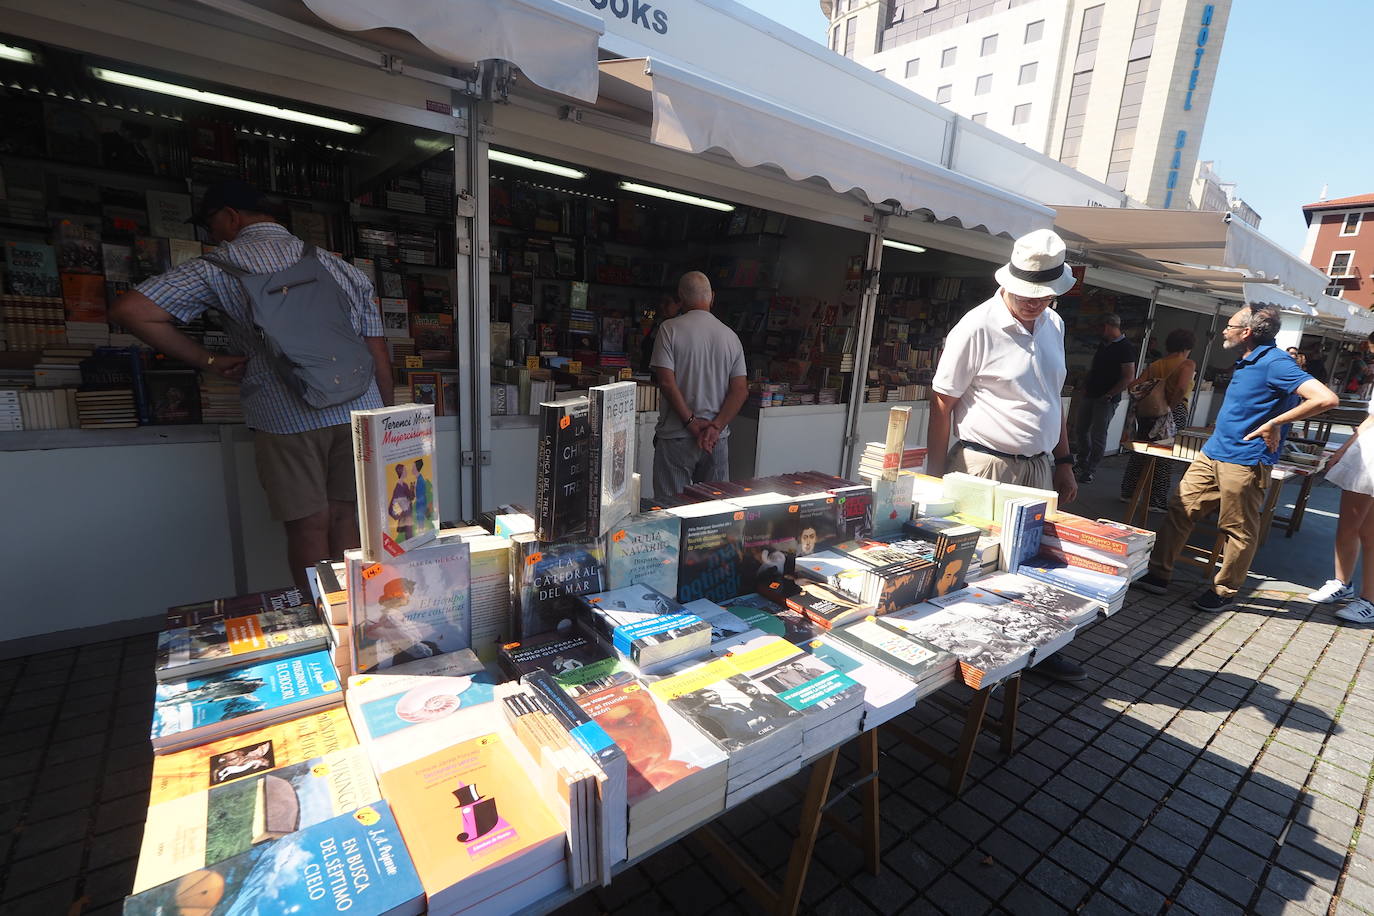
left=1306, top=400, right=1374, bottom=623
left=1120, top=328, right=1196, bottom=511
left=1073, top=313, right=1135, bottom=484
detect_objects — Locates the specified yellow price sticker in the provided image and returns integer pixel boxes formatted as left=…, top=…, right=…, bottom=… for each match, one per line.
left=526, top=356, right=541, bottom=370
left=404, top=356, right=423, bottom=368
left=619, top=368, right=633, bottom=380
left=361, top=563, right=383, bottom=580
left=568, top=360, right=582, bottom=374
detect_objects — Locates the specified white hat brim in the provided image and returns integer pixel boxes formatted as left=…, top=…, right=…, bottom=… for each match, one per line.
left=995, top=263, right=1077, bottom=298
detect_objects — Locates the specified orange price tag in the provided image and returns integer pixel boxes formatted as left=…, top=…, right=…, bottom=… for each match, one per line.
left=404, top=356, right=423, bottom=368
left=526, top=552, right=543, bottom=565
left=568, top=360, right=582, bottom=374
left=788, top=504, right=799, bottom=513
left=611, top=529, right=627, bottom=542
left=619, top=368, right=633, bottom=380
left=526, top=356, right=541, bottom=370
left=733, top=512, right=745, bottom=521
left=559, top=415, right=571, bottom=429
left=361, top=563, right=383, bottom=580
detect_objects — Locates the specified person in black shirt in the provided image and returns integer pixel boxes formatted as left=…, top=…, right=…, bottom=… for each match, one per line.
left=1074, top=314, right=1136, bottom=483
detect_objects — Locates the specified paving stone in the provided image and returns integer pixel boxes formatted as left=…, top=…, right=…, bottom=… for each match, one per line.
left=1266, top=866, right=1332, bottom=913
left=1100, top=864, right=1168, bottom=914
left=1176, top=878, right=1246, bottom=916
left=1025, top=857, right=1088, bottom=910
left=922, top=872, right=994, bottom=916
left=0, top=877, right=78, bottom=916
left=1046, top=836, right=1109, bottom=885
left=11, top=810, right=90, bottom=859
left=1192, top=856, right=1260, bottom=907
left=2, top=841, right=84, bottom=898
left=974, top=830, right=1039, bottom=877
left=1119, top=846, right=1182, bottom=896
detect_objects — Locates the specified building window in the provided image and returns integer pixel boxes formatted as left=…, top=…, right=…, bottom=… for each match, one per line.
left=905, top=58, right=920, bottom=78
left=1074, top=5, right=1105, bottom=71
left=1105, top=57, right=1149, bottom=190
left=1342, top=213, right=1362, bottom=236
left=1013, top=102, right=1032, bottom=125
left=1129, top=0, right=1162, bottom=59
left=1025, top=19, right=1044, bottom=43
left=844, top=16, right=856, bottom=58
left=1019, top=62, right=1038, bottom=85
left=971, top=112, right=987, bottom=125
left=936, top=84, right=952, bottom=103
left=1329, top=251, right=1355, bottom=278
left=1327, top=286, right=1346, bottom=298
left=942, top=46, right=957, bottom=67
left=975, top=74, right=993, bottom=95
left=1059, top=70, right=1092, bottom=167
left=981, top=34, right=998, bottom=56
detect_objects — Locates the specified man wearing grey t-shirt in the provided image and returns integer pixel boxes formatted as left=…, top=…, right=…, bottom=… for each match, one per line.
left=650, top=271, right=749, bottom=498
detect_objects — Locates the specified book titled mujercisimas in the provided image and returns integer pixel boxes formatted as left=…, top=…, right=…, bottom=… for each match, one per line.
left=352, top=404, right=439, bottom=562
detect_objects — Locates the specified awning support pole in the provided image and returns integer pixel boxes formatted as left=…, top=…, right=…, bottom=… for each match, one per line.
left=1136, top=286, right=1161, bottom=376
left=1189, top=303, right=1222, bottom=427
left=839, top=213, right=887, bottom=477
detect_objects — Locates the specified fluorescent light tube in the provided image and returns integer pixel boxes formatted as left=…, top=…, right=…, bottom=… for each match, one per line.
left=0, top=44, right=36, bottom=65
left=883, top=239, right=927, bottom=254
left=488, top=149, right=586, bottom=179
left=89, top=67, right=363, bottom=134
left=619, top=181, right=735, bottom=212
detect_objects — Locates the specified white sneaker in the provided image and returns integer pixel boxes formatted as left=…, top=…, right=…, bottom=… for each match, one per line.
left=1308, top=579, right=1356, bottom=604
left=1335, top=599, right=1374, bottom=624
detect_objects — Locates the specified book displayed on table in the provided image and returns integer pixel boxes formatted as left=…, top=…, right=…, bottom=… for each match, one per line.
left=536, top=396, right=591, bottom=541
left=154, top=601, right=329, bottom=682
left=729, top=492, right=799, bottom=594
left=151, top=651, right=343, bottom=754
left=885, top=603, right=1035, bottom=689
left=344, top=536, right=471, bottom=674
left=998, top=498, right=1047, bottom=573
left=667, top=501, right=746, bottom=604
left=131, top=745, right=381, bottom=893
left=1019, top=558, right=1129, bottom=606
left=122, top=802, right=424, bottom=916
left=164, top=585, right=309, bottom=631
left=511, top=533, right=606, bottom=639
left=604, top=510, right=680, bottom=597
left=972, top=572, right=1102, bottom=627
left=579, top=585, right=711, bottom=671
left=1042, top=512, right=1153, bottom=557
left=498, top=629, right=636, bottom=698
left=940, top=472, right=999, bottom=519
left=829, top=615, right=956, bottom=692
left=352, top=404, right=439, bottom=560
left=927, top=585, right=1077, bottom=666
left=587, top=381, right=638, bottom=537
left=800, top=633, right=921, bottom=729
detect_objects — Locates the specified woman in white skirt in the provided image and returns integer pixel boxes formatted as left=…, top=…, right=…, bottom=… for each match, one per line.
left=1307, top=401, right=1374, bottom=623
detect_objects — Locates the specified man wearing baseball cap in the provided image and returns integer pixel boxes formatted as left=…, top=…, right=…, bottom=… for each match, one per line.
left=926, top=228, right=1083, bottom=681
left=111, top=180, right=393, bottom=592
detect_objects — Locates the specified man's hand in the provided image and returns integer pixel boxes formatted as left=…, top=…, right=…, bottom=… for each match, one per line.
left=1243, top=420, right=1280, bottom=452
left=209, top=354, right=249, bottom=382
left=697, top=423, right=721, bottom=454
left=1053, top=462, right=1078, bottom=506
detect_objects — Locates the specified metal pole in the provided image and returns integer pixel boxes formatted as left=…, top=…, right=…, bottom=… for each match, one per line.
left=1188, top=302, right=1222, bottom=427
left=839, top=213, right=886, bottom=477
left=1135, top=286, right=1161, bottom=375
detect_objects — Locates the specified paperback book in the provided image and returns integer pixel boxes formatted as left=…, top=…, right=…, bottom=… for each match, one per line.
left=155, top=602, right=329, bottom=682
left=930, top=525, right=981, bottom=599
left=352, top=404, right=439, bottom=560
left=604, top=510, right=680, bottom=597
left=512, top=533, right=605, bottom=639
left=164, top=585, right=310, bottom=631
left=972, top=572, right=1101, bottom=626
left=668, top=501, right=746, bottom=604
left=587, top=381, right=638, bottom=537
left=536, top=396, right=591, bottom=541
left=580, top=585, right=711, bottom=670
left=830, top=615, right=956, bottom=686
left=498, top=629, right=635, bottom=698
left=729, top=493, right=800, bottom=594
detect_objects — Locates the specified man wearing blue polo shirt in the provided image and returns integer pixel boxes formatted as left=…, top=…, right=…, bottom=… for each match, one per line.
left=1135, top=305, right=1337, bottom=611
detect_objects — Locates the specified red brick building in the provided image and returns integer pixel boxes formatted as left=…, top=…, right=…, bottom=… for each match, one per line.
left=1302, top=193, right=1374, bottom=310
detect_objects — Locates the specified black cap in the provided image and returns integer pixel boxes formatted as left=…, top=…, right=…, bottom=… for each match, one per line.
left=190, top=180, right=273, bottom=227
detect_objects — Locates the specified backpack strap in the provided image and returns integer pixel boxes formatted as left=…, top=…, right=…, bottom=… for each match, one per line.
left=200, top=251, right=249, bottom=278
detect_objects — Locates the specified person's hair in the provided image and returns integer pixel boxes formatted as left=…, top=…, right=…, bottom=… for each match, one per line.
left=1102, top=313, right=1122, bottom=328
left=1164, top=328, right=1194, bottom=353
left=1236, top=306, right=1281, bottom=343
left=677, top=270, right=712, bottom=307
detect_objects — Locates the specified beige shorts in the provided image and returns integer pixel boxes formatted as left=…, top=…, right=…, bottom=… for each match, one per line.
left=253, top=424, right=357, bottom=521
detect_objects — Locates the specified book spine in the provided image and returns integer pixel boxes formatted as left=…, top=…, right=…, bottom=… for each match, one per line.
left=352, top=414, right=379, bottom=561
left=535, top=407, right=557, bottom=541
left=1044, top=524, right=1128, bottom=557
left=1039, top=544, right=1125, bottom=576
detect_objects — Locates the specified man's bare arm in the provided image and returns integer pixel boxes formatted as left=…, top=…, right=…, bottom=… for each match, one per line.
left=712, top=376, right=749, bottom=429
left=111, top=290, right=246, bottom=380
left=925, top=392, right=958, bottom=477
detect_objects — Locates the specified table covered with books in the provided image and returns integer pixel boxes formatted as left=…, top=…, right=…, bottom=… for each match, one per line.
left=126, top=401, right=1156, bottom=916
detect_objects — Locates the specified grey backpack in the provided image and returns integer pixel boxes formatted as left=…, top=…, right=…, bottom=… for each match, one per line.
left=203, top=244, right=375, bottom=409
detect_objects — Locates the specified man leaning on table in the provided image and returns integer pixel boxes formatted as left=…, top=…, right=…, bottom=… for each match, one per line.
left=925, top=228, right=1083, bottom=681
left=1134, top=305, right=1337, bottom=612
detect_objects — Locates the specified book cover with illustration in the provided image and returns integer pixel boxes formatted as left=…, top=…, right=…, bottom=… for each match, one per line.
left=165, top=586, right=308, bottom=630
left=132, top=746, right=381, bottom=893
left=122, top=801, right=423, bottom=916
left=973, top=572, right=1102, bottom=626
left=729, top=493, right=800, bottom=594
left=149, top=707, right=357, bottom=806
left=346, top=664, right=498, bottom=745
left=59, top=271, right=106, bottom=323
left=351, top=404, right=439, bottom=561
left=343, top=538, right=471, bottom=674
left=580, top=585, right=710, bottom=669
left=1019, top=558, right=1129, bottom=603
left=668, top=501, right=746, bottom=604
left=377, top=733, right=566, bottom=908
left=605, top=511, right=680, bottom=597
left=930, top=525, right=981, bottom=598
left=587, top=381, right=638, bottom=537
left=793, top=492, right=841, bottom=555
left=830, top=615, right=954, bottom=684
left=498, top=630, right=634, bottom=698
left=536, top=397, right=591, bottom=541
left=3, top=241, right=60, bottom=296
left=577, top=681, right=726, bottom=804
left=152, top=651, right=343, bottom=753
left=155, top=601, right=329, bottom=681
left=512, top=533, right=605, bottom=639
left=709, top=632, right=863, bottom=720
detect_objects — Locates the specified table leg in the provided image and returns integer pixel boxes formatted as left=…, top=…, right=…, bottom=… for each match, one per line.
left=999, top=675, right=1021, bottom=757
left=947, top=686, right=994, bottom=795
left=1125, top=455, right=1155, bottom=527
left=776, top=748, right=840, bottom=916
left=859, top=728, right=881, bottom=876
left=1288, top=475, right=1316, bottom=537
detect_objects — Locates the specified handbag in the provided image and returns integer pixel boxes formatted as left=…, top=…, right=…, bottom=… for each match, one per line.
left=1129, top=376, right=1170, bottom=418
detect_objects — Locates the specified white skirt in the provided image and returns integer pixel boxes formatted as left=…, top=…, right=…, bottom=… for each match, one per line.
left=1325, top=434, right=1374, bottom=497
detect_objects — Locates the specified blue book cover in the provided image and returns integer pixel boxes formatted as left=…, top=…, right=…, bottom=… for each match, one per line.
left=123, top=801, right=423, bottom=916
left=514, top=535, right=605, bottom=639
left=354, top=671, right=499, bottom=740
left=611, top=614, right=707, bottom=657
left=152, top=651, right=341, bottom=745
left=1012, top=501, right=1047, bottom=570
left=604, top=511, right=680, bottom=597
left=1019, top=558, right=1126, bottom=603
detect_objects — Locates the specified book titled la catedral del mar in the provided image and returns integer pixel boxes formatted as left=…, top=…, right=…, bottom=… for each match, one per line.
left=353, top=404, right=439, bottom=561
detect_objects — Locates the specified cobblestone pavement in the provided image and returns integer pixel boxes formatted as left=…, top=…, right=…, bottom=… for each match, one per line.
left=2, top=470, right=1371, bottom=915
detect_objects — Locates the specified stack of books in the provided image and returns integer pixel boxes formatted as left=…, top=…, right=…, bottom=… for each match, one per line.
left=1018, top=556, right=1130, bottom=615
left=579, top=584, right=712, bottom=672
left=829, top=614, right=958, bottom=701
left=0, top=389, right=19, bottom=429
left=883, top=602, right=1036, bottom=690
left=1041, top=512, right=1154, bottom=583
left=75, top=388, right=138, bottom=428
left=198, top=372, right=245, bottom=423
left=858, top=442, right=927, bottom=479
left=154, top=591, right=330, bottom=682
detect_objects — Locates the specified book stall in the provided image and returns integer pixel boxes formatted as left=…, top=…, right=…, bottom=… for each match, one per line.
left=125, top=401, right=1164, bottom=915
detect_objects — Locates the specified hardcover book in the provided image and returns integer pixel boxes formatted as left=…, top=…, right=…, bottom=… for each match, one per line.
left=155, top=601, right=329, bottom=681
left=132, top=746, right=381, bottom=893
left=343, top=537, right=471, bottom=674
left=668, top=501, right=746, bottom=604
left=151, top=651, right=343, bottom=753
left=536, top=397, right=591, bottom=541
left=587, top=381, right=638, bottom=537
left=123, top=802, right=423, bottom=916
left=512, top=533, right=605, bottom=638
left=604, top=510, right=681, bottom=597
left=351, top=404, right=439, bottom=561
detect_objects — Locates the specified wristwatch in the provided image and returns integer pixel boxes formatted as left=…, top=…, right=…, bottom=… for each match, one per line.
left=206, top=353, right=217, bottom=368
left=1054, top=453, right=1076, bottom=466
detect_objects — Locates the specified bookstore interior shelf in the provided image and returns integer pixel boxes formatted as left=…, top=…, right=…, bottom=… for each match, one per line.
left=0, top=415, right=468, bottom=452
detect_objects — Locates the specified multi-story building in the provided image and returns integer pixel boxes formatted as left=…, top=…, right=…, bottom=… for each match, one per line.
left=1190, top=160, right=1259, bottom=227
left=1301, top=194, right=1374, bottom=310
left=824, top=0, right=1231, bottom=209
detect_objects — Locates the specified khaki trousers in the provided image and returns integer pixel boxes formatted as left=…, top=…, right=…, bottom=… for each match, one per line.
left=946, top=442, right=1053, bottom=490
left=1148, top=454, right=1269, bottom=598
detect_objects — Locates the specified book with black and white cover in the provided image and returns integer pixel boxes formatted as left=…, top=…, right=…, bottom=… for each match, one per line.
left=971, top=572, right=1102, bottom=626
left=800, top=633, right=920, bottom=729
left=1019, top=558, right=1129, bottom=604
left=830, top=615, right=956, bottom=691
left=927, top=584, right=1077, bottom=663
left=884, top=603, right=1034, bottom=689
left=930, top=525, right=982, bottom=599
left=536, top=396, right=591, bottom=541
left=785, top=580, right=869, bottom=629
left=729, top=492, right=800, bottom=594
left=498, top=628, right=635, bottom=698
left=351, top=404, right=439, bottom=561
left=587, top=381, right=638, bottom=537
left=681, top=598, right=756, bottom=644
left=647, top=658, right=803, bottom=766
left=580, top=584, right=711, bottom=671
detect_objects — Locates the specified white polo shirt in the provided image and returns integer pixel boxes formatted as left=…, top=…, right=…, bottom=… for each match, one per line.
left=932, top=292, right=1067, bottom=457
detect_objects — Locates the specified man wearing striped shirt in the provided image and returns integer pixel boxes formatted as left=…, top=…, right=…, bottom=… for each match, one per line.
left=111, top=181, right=393, bottom=590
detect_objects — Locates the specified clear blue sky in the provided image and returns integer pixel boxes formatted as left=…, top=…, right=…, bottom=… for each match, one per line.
left=737, top=0, right=1373, bottom=256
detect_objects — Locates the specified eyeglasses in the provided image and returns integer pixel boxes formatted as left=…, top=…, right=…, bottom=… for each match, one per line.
left=1224, top=322, right=1248, bottom=331
left=1008, top=294, right=1057, bottom=308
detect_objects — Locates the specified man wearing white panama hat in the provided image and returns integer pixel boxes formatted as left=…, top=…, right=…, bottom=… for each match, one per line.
left=926, top=228, right=1083, bottom=681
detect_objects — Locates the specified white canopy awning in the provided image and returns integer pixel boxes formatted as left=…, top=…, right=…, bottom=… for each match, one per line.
left=1245, top=284, right=1316, bottom=317
left=597, top=57, right=1054, bottom=239
left=1054, top=207, right=1329, bottom=303
left=300, top=0, right=603, bottom=102
left=1345, top=303, right=1374, bottom=338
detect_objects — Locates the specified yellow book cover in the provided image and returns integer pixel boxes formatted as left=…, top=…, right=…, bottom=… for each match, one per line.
left=132, top=745, right=379, bottom=893
left=148, top=707, right=356, bottom=806
left=378, top=732, right=565, bottom=900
